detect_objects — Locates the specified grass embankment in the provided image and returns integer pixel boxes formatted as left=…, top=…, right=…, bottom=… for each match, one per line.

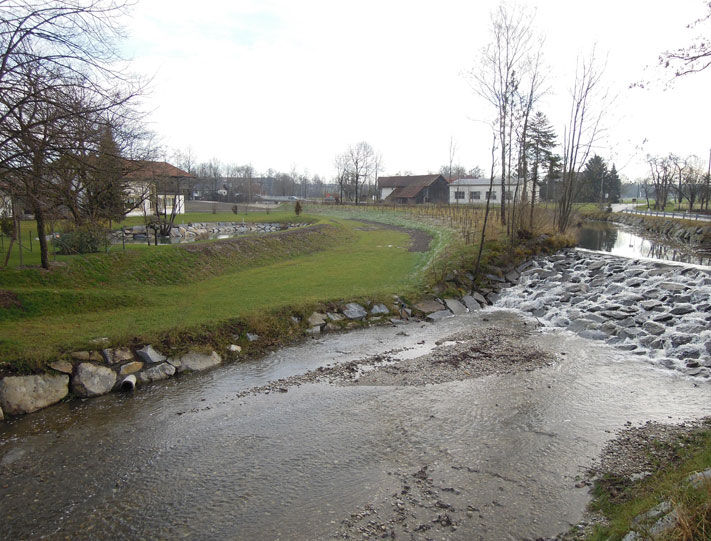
left=587, top=423, right=711, bottom=540
left=0, top=208, right=306, bottom=268
left=0, top=214, right=433, bottom=371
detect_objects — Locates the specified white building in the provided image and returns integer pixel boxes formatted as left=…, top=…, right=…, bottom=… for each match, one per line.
left=448, top=177, right=531, bottom=205
left=123, top=161, right=191, bottom=217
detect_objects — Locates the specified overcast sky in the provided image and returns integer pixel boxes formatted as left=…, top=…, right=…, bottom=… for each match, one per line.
left=120, top=0, right=711, bottom=181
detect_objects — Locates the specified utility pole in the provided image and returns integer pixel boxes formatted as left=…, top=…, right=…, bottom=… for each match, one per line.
left=600, top=165, right=605, bottom=207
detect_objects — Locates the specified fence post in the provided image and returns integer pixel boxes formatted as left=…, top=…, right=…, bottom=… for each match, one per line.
left=29, top=229, right=32, bottom=251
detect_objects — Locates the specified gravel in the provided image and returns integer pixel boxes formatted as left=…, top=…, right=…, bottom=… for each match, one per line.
left=234, top=314, right=555, bottom=399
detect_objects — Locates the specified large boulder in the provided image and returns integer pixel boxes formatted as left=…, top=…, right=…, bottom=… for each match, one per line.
left=169, top=351, right=222, bottom=373
left=427, top=310, right=453, bottom=322
left=49, top=360, right=73, bottom=374
left=0, top=374, right=69, bottom=415
left=135, top=345, right=167, bottom=364
left=118, top=361, right=144, bottom=376
left=461, top=295, right=481, bottom=312
left=370, top=304, right=389, bottom=315
left=470, top=291, right=488, bottom=306
left=413, top=299, right=445, bottom=314
left=444, top=298, right=467, bottom=315
left=102, top=347, right=134, bottom=364
left=307, top=312, right=327, bottom=327
left=138, top=363, right=176, bottom=384
left=71, top=363, right=117, bottom=397
left=343, top=303, right=367, bottom=320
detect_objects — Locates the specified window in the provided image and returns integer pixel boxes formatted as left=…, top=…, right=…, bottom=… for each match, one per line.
left=454, top=191, right=465, bottom=200
left=486, top=191, right=497, bottom=200
left=469, top=191, right=480, bottom=200
left=506, top=190, right=513, bottom=201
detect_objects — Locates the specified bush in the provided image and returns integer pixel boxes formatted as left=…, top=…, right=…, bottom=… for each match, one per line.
left=295, top=201, right=302, bottom=216
left=53, top=226, right=110, bottom=255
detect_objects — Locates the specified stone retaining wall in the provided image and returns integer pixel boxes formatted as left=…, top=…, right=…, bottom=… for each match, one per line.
left=119, top=221, right=307, bottom=241
left=609, top=213, right=711, bottom=247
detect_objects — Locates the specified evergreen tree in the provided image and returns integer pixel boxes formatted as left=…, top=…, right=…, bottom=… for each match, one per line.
left=537, top=155, right=562, bottom=201
left=86, top=124, right=125, bottom=224
left=606, top=164, right=621, bottom=204
left=525, top=111, right=557, bottom=205
left=578, top=155, right=608, bottom=203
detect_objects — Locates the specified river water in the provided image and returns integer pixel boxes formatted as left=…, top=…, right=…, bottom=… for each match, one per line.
left=576, top=221, right=711, bottom=266
left=2, top=225, right=711, bottom=539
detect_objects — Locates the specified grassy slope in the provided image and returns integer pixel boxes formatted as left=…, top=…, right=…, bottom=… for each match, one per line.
left=0, top=214, right=433, bottom=367
left=588, top=428, right=711, bottom=540
left=0, top=208, right=305, bottom=269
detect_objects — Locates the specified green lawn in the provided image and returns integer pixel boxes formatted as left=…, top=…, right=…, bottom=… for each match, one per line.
left=0, top=213, right=437, bottom=368
left=0, top=207, right=310, bottom=269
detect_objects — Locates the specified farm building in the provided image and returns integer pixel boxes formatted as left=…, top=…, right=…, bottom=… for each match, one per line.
left=448, top=177, right=532, bottom=205
left=377, top=174, right=449, bottom=204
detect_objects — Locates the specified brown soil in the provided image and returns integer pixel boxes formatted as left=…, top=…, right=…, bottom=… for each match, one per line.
left=352, top=219, right=433, bottom=252
left=0, top=289, right=21, bottom=309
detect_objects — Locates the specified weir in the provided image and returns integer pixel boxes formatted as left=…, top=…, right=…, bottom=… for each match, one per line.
left=497, top=248, right=711, bottom=379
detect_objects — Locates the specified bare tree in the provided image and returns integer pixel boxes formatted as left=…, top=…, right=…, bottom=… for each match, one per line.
left=671, top=154, right=689, bottom=209
left=334, top=152, right=349, bottom=203
left=555, top=51, right=606, bottom=232
left=681, top=155, right=705, bottom=210
left=475, top=132, right=499, bottom=278
left=439, top=164, right=468, bottom=180
left=0, top=0, right=144, bottom=268
left=512, top=45, right=546, bottom=233
left=345, top=141, right=374, bottom=205
left=472, top=2, right=540, bottom=227
left=173, top=147, right=196, bottom=175
left=447, top=136, right=457, bottom=180
left=646, top=154, right=675, bottom=210
left=660, top=3, right=711, bottom=77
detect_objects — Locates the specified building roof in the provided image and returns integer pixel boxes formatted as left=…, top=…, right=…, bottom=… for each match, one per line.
left=123, top=160, right=194, bottom=180
left=377, top=174, right=444, bottom=189
left=449, top=177, right=515, bottom=187
left=387, top=185, right=424, bottom=199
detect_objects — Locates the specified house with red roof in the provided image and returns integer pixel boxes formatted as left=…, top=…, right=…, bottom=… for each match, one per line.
left=123, top=160, right=194, bottom=217
left=376, top=174, right=449, bottom=204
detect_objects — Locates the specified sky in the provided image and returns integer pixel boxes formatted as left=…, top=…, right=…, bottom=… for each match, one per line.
left=120, top=0, right=711, bottom=182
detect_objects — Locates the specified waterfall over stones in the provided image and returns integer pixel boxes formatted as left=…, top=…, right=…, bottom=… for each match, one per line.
left=497, top=249, right=711, bottom=379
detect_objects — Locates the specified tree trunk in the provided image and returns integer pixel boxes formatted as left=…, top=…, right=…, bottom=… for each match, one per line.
left=34, top=203, right=50, bottom=269
left=475, top=136, right=498, bottom=278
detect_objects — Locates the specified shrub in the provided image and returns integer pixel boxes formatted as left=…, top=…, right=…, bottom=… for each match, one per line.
left=295, top=201, right=302, bottom=216
left=54, top=226, right=110, bottom=254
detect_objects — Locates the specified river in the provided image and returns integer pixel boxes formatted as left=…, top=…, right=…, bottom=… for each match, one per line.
left=576, top=221, right=711, bottom=266
left=1, top=224, right=710, bottom=540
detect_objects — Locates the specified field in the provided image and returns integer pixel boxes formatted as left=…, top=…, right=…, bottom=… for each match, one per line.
left=0, top=209, right=445, bottom=370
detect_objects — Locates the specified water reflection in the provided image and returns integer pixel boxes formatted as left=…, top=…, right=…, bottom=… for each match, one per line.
left=577, top=222, right=711, bottom=266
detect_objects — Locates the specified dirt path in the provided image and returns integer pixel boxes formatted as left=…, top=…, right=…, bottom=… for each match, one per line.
left=352, top=219, right=433, bottom=252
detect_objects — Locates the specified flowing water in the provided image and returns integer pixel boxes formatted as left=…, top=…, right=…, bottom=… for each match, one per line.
left=576, top=221, right=711, bottom=266
left=2, top=223, right=711, bottom=539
